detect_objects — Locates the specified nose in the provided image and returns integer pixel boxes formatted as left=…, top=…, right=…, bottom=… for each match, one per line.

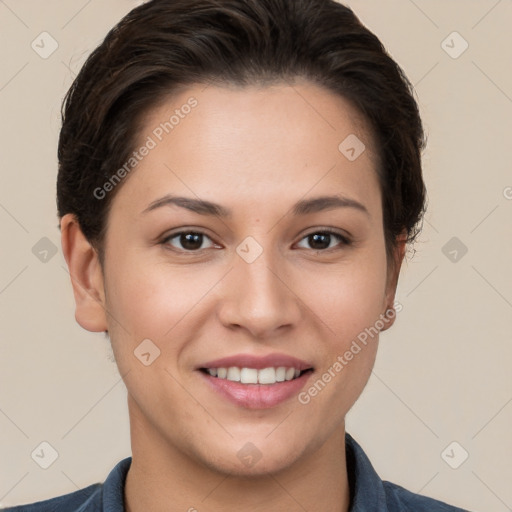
left=216, top=244, right=302, bottom=339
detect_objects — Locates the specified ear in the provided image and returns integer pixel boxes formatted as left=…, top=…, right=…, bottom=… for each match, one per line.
left=380, top=231, right=407, bottom=332
left=60, top=213, right=108, bottom=332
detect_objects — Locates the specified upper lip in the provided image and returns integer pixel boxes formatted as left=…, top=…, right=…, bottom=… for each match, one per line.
left=198, top=353, right=314, bottom=371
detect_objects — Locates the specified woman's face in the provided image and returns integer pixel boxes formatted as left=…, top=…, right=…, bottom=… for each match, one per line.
left=87, top=81, right=402, bottom=475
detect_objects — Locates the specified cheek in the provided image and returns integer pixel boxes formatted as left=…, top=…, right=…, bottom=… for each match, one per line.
left=297, top=258, right=387, bottom=414
left=103, top=252, right=220, bottom=343
left=306, top=250, right=388, bottom=342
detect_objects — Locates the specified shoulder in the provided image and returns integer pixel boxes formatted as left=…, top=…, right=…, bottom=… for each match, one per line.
left=2, top=456, right=131, bottom=512
left=382, top=480, right=472, bottom=512
left=345, top=433, right=473, bottom=512
left=2, top=483, right=102, bottom=511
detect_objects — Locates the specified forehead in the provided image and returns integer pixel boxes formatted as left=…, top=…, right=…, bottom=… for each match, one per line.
left=112, top=80, right=381, bottom=218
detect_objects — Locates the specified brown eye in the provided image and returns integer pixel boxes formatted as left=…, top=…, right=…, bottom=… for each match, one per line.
left=296, top=230, right=351, bottom=251
left=163, top=231, right=215, bottom=252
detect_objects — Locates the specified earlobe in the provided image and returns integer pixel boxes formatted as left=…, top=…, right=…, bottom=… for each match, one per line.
left=60, top=214, right=108, bottom=332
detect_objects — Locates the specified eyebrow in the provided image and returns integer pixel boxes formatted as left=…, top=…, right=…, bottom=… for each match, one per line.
left=142, top=194, right=370, bottom=218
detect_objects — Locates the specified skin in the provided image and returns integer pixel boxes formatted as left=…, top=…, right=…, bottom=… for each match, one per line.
left=61, top=80, right=406, bottom=512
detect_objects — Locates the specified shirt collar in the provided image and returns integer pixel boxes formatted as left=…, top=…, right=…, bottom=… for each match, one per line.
left=100, top=455, right=131, bottom=512
left=345, top=432, right=389, bottom=511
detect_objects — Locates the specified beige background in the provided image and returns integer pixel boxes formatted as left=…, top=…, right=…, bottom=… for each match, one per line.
left=0, top=0, right=511, bottom=510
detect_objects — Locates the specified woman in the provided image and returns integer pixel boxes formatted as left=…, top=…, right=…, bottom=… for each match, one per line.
left=5, top=0, right=473, bottom=510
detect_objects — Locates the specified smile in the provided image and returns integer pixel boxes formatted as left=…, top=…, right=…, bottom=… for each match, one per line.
left=197, top=353, right=315, bottom=408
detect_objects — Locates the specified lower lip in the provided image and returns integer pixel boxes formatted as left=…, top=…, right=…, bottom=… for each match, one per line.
left=199, top=371, right=313, bottom=409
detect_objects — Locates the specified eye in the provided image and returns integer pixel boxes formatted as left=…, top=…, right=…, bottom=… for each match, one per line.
left=162, top=231, right=217, bottom=252
left=296, top=229, right=351, bottom=251
left=161, top=228, right=351, bottom=253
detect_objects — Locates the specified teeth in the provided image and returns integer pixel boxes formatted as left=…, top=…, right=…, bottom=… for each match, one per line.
left=240, top=368, right=258, bottom=384
left=206, top=366, right=304, bottom=385
left=258, top=367, right=277, bottom=384
left=226, top=367, right=241, bottom=382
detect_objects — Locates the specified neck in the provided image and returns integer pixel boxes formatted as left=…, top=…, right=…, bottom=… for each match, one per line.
left=124, top=396, right=350, bottom=512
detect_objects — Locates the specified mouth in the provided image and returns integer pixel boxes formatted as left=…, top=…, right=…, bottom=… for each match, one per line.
left=197, top=353, right=315, bottom=409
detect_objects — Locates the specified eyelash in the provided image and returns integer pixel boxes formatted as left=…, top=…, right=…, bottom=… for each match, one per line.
left=160, top=228, right=352, bottom=254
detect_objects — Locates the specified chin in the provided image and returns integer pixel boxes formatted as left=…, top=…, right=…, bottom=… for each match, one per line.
left=194, top=436, right=308, bottom=477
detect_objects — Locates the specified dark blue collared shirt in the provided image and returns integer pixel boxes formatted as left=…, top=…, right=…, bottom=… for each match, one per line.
left=3, top=433, right=473, bottom=511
